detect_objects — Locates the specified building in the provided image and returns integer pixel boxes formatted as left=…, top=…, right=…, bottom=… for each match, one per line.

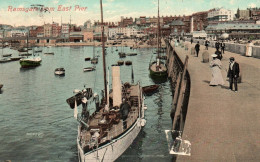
left=69, top=32, right=83, bottom=42
left=52, top=22, right=60, bottom=37
left=82, top=28, right=94, bottom=42
left=119, top=17, right=133, bottom=27
left=61, top=23, right=70, bottom=37
left=208, top=8, right=234, bottom=22
left=44, top=23, right=52, bottom=37
left=205, top=23, right=260, bottom=39
left=36, top=26, right=44, bottom=37
left=11, top=28, right=28, bottom=37
left=192, top=11, right=209, bottom=31
left=29, top=26, right=38, bottom=37
left=236, top=8, right=250, bottom=20
left=84, top=20, right=92, bottom=29
left=250, top=7, right=260, bottom=20
left=169, top=20, right=186, bottom=36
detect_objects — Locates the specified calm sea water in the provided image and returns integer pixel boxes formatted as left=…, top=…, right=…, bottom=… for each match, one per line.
left=0, top=46, right=173, bottom=161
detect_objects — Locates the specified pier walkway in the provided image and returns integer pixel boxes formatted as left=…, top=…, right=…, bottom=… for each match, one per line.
left=171, top=41, right=260, bottom=162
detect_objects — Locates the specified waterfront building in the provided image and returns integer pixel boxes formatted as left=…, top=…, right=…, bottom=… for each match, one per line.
left=69, top=32, right=83, bottom=42
left=82, top=28, right=94, bottom=42
left=52, top=22, right=60, bottom=37
left=61, top=23, right=70, bottom=37
left=208, top=8, right=234, bottom=22
left=205, top=23, right=260, bottom=39
left=36, top=26, right=44, bottom=37
left=44, top=23, right=52, bottom=37
left=11, top=28, right=28, bottom=37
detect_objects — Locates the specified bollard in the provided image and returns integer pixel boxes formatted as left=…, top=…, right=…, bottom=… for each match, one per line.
left=202, top=51, right=209, bottom=63
left=190, top=47, right=195, bottom=55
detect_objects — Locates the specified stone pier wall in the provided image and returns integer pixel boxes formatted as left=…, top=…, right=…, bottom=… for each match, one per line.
left=186, top=38, right=260, bottom=58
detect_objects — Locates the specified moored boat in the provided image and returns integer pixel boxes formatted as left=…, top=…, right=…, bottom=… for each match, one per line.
left=20, top=57, right=42, bottom=68
left=0, top=58, right=12, bottom=63
left=44, top=52, right=54, bottom=55
left=19, top=53, right=32, bottom=56
left=54, top=68, right=65, bottom=75
left=85, top=57, right=91, bottom=61
left=10, top=57, right=23, bottom=61
left=125, top=60, right=132, bottom=65
left=0, top=84, right=3, bottom=91
left=35, top=50, right=42, bottom=53
left=117, top=60, right=124, bottom=66
left=67, top=2, right=147, bottom=161
left=83, top=66, right=95, bottom=72
left=149, top=0, right=167, bottom=79
left=3, top=54, right=12, bottom=57
left=127, top=53, right=137, bottom=56
left=91, top=57, right=98, bottom=64
left=142, top=84, right=160, bottom=94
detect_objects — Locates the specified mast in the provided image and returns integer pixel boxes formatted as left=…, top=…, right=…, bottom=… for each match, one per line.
left=157, top=0, right=161, bottom=60
left=100, top=0, right=107, bottom=104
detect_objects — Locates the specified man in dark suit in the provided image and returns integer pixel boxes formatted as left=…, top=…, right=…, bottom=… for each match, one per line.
left=215, top=41, right=220, bottom=51
left=205, top=40, right=209, bottom=50
left=195, top=41, right=200, bottom=57
left=220, top=40, right=225, bottom=54
left=227, top=57, right=240, bottom=92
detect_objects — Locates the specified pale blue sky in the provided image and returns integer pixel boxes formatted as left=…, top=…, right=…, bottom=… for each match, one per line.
left=0, top=0, right=259, bottom=26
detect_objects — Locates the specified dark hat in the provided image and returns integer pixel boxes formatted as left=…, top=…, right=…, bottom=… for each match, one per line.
left=229, top=57, right=235, bottom=60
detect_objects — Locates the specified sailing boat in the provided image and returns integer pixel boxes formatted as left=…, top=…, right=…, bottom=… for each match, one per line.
left=149, top=0, right=167, bottom=79
left=91, top=41, right=98, bottom=64
left=0, top=38, right=12, bottom=63
left=66, top=1, right=147, bottom=161
left=20, top=36, right=42, bottom=68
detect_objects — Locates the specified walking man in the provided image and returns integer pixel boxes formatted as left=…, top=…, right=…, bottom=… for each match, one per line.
left=220, top=40, right=225, bottom=54
left=191, top=38, right=193, bottom=44
left=227, top=57, right=240, bottom=92
left=215, top=40, right=220, bottom=51
left=195, top=41, right=200, bottom=57
left=205, top=40, right=209, bottom=50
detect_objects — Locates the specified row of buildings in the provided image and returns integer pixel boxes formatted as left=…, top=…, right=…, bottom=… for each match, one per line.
left=1, top=7, right=260, bottom=42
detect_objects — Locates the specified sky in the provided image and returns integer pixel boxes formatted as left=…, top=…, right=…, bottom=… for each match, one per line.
left=0, top=0, right=259, bottom=26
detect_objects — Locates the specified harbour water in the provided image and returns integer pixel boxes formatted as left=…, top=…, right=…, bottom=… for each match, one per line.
left=0, top=46, right=173, bottom=161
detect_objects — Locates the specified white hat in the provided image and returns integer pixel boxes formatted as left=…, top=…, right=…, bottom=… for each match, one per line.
left=211, top=54, right=218, bottom=57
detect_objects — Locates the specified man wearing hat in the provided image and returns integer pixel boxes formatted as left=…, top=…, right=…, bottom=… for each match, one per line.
left=227, top=57, right=240, bottom=92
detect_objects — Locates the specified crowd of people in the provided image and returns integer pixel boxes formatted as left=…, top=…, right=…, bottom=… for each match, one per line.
left=190, top=39, right=240, bottom=92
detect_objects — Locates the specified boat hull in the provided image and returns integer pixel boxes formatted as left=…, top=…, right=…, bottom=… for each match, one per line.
left=149, top=66, right=167, bottom=79
left=54, top=71, right=65, bottom=75
left=20, top=60, right=41, bottom=68
left=78, top=118, right=143, bottom=162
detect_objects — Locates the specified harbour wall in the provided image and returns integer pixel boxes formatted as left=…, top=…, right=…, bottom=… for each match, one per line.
left=165, top=40, right=191, bottom=137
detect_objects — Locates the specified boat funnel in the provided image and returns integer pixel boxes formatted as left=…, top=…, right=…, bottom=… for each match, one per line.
left=112, top=66, right=122, bottom=107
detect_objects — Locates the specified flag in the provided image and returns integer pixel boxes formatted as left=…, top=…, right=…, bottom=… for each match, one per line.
left=74, top=99, right=78, bottom=119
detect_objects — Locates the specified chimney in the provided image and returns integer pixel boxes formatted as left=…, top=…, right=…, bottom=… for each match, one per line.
left=112, top=66, right=122, bottom=107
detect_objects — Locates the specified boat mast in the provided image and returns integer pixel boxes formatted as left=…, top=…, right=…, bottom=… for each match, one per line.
left=100, top=0, right=107, bottom=104
left=157, top=0, right=161, bottom=61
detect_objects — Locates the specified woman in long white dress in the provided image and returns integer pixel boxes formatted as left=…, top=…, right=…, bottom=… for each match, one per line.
left=209, top=54, right=225, bottom=86
left=245, top=41, right=253, bottom=57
